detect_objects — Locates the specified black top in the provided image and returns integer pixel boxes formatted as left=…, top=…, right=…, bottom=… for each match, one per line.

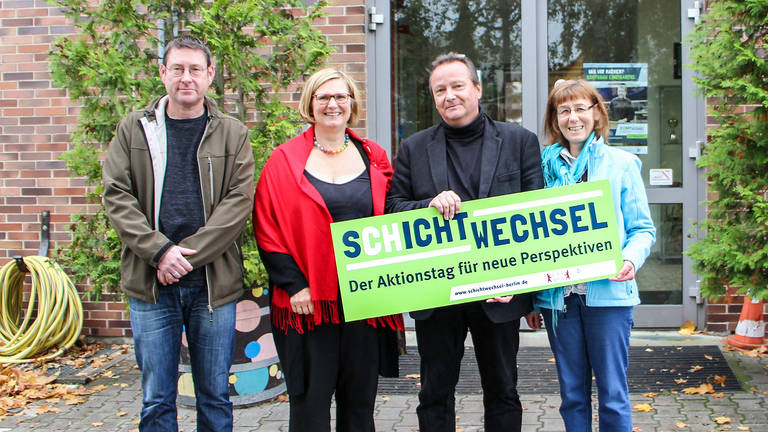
left=443, top=111, right=484, bottom=200
left=158, top=111, right=208, bottom=286
left=304, top=169, right=372, bottom=222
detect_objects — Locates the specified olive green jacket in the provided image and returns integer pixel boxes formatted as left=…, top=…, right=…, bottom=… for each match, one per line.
left=102, top=96, right=255, bottom=308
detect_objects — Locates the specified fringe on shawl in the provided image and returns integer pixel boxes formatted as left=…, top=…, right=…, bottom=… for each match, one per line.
left=271, top=300, right=404, bottom=334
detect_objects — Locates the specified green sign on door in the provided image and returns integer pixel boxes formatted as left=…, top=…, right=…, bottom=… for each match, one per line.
left=331, top=180, right=623, bottom=321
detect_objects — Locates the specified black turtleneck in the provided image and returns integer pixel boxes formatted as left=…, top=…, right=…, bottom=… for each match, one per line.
left=444, top=111, right=484, bottom=200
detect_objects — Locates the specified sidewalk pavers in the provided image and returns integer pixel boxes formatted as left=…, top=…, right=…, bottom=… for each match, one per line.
left=0, top=332, right=766, bottom=431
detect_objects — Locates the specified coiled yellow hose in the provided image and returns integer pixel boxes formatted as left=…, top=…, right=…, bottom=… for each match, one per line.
left=0, top=256, right=83, bottom=363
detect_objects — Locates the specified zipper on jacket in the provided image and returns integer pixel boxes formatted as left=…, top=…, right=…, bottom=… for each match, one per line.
left=208, top=156, right=214, bottom=215
left=196, top=118, right=215, bottom=314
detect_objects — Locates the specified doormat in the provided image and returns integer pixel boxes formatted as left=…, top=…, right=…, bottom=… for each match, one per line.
left=377, top=345, right=743, bottom=394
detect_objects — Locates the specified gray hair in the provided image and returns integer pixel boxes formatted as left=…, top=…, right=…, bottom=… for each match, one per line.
left=163, top=35, right=212, bottom=67
left=430, top=52, right=480, bottom=85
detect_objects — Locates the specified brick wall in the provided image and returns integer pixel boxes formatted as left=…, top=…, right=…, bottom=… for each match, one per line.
left=0, top=0, right=369, bottom=338
left=706, top=290, right=768, bottom=334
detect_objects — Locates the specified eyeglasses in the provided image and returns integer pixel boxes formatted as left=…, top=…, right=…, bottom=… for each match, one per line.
left=167, top=65, right=206, bottom=78
left=557, top=103, right=596, bottom=118
left=312, top=93, right=352, bottom=105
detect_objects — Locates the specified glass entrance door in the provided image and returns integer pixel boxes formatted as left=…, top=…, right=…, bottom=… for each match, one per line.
left=391, top=0, right=522, bottom=152
left=546, top=0, right=697, bottom=326
left=387, top=0, right=703, bottom=327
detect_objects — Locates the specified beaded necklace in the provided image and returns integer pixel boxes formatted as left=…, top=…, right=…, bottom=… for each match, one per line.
left=313, top=133, right=349, bottom=155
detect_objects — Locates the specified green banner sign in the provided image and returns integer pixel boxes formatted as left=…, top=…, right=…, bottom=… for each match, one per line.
left=331, top=180, right=623, bottom=321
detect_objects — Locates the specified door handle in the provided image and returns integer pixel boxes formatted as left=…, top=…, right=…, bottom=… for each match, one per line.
left=688, top=140, right=703, bottom=160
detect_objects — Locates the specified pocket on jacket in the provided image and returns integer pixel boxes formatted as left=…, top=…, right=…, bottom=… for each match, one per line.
left=491, top=170, right=521, bottom=194
left=496, top=170, right=520, bottom=182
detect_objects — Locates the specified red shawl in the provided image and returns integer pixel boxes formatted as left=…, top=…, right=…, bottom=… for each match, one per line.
left=254, top=126, right=405, bottom=334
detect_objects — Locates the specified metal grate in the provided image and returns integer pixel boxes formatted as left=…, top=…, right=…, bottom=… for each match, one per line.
left=377, top=345, right=743, bottom=394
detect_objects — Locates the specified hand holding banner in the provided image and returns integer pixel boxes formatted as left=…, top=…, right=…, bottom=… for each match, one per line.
left=331, top=180, right=622, bottom=321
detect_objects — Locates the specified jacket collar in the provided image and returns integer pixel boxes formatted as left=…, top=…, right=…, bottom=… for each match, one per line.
left=426, top=113, right=501, bottom=198
left=143, top=95, right=220, bottom=122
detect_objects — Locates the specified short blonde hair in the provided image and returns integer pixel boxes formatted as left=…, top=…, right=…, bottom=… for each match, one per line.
left=543, top=79, right=610, bottom=147
left=298, top=68, right=360, bottom=126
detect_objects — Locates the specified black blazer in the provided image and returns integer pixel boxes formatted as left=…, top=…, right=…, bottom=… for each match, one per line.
left=386, top=114, right=545, bottom=323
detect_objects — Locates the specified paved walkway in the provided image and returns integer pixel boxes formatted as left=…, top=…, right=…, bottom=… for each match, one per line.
left=1, top=331, right=767, bottom=431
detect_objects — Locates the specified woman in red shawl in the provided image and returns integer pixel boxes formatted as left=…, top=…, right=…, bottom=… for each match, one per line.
left=254, top=68, right=404, bottom=431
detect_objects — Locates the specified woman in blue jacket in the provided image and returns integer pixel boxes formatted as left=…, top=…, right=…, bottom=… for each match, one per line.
left=526, top=79, right=655, bottom=431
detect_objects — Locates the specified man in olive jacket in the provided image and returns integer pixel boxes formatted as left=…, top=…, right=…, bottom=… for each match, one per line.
left=102, top=36, right=254, bottom=432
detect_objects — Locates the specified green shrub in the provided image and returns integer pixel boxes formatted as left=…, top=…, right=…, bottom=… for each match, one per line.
left=49, top=0, right=331, bottom=299
left=687, top=0, right=768, bottom=300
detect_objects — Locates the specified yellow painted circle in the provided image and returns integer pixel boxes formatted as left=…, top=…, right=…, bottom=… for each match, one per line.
left=178, top=373, right=195, bottom=396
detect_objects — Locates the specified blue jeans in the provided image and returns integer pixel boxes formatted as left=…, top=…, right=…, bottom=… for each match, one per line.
left=130, top=285, right=236, bottom=432
left=541, top=294, right=634, bottom=432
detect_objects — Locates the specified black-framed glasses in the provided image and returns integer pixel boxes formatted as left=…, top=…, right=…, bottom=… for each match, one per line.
left=312, top=93, right=352, bottom=105
left=556, top=103, right=596, bottom=118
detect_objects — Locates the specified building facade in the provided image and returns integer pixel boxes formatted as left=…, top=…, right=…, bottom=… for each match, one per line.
left=0, top=0, right=754, bottom=337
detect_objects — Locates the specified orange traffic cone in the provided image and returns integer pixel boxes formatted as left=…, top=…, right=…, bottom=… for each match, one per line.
left=724, top=297, right=766, bottom=350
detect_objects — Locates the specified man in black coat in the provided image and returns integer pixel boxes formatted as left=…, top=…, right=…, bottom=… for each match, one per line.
left=386, top=52, right=544, bottom=432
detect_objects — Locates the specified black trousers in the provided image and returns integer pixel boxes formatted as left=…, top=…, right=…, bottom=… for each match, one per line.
left=415, top=302, right=522, bottom=432
left=280, top=320, right=380, bottom=432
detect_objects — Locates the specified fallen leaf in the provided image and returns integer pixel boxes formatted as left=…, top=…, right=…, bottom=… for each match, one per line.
left=633, top=403, right=652, bottom=412
left=547, top=358, right=555, bottom=363
left=642, top=392, right=658, bottom=398
left=405, top=374, right=420, bottom=379
left=645, top=348, right=654, bottom=352
left=676, top=422, right=687, bottom=428
left=381, top=396, right=389, bottom=401
left=91, top=422, right=104, bottom=427
left=688, top=365, right=704, bottom=373
left=36, top=404, right=61, bottom=414
left=712, top=375, right=727, bottom=386
left=704, top=354, right=713, bottom=360
left=712, top=393, right=725, bottom=398
left=116, top=411, right=128, bottom=417
left=674, top=378, right=688, bottom=384
left=276, top=394, right=289, bottom=403
left=737, top=426, right=750, bottom=430
left=678, top=321, right=696, bottom=336
left=714, top=416, right=731, bottom=424
left=682, top=383, right=714, bottom=395
left=90, top=385, right=108, bottom=391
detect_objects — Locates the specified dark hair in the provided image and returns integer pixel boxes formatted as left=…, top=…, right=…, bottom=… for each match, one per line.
left=543, top=79, right=610, bottom=147
left=430, top=52, right=480, bottom=85
left=162, top=35, right=212, bottom=67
